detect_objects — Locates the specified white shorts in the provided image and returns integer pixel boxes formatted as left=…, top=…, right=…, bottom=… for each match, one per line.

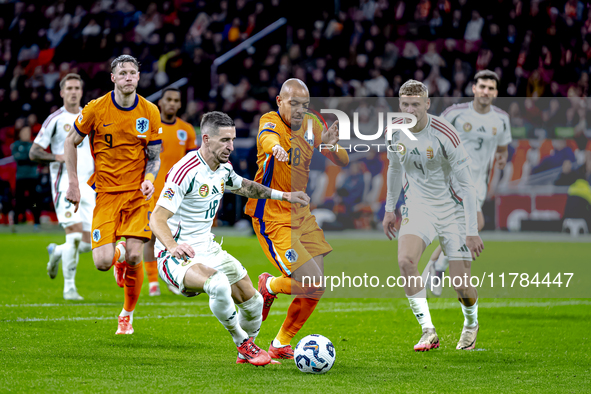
left=157, top=240, right=248, bottom=297
left=398, top=201, right=472, bottom=261
left=53, top=184, right=96, bottom=231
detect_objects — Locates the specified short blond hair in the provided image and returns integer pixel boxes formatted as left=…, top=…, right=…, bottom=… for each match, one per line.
left=399, top=80, right=428, bottom=97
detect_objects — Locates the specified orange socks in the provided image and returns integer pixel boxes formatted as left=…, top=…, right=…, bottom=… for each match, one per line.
left=269, top=276, right=293, bottom=294
left=111, top=247, right=121, bottom=268
left=123, top=262, right=144, bottom=312
left=144, top=260, right=158, bottom=283
left=275, top=297, right=320, bottom=345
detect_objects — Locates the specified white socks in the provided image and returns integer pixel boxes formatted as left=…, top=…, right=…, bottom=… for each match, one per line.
left=434, top=253, right=449, bottom=272
left=79, top=241, right=92, bottom=254
left=460, top=300, right=479, bottom=328
left=236, top=292, right=263, bottom=341
left=407, top=288, right=435, bottom=329
left=204, top=271, right=248, bottom=346
left=119, top=309, right=134, bottom=324
left=62, top=232, right=82, bottom=293
left=272, top=339, right=289, bottom=348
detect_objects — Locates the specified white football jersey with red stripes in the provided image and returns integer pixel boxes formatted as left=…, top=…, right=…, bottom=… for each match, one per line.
left=441, top=102, right=512, bottom=191
left=34, top=106, right=94, bottom=194
left=386, top=114, right=471, bottom=206
left=154, top=150, right=243, bottom=254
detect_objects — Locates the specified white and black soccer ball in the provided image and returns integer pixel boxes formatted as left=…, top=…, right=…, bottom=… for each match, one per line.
left=294, top=334, right=336, bottom=374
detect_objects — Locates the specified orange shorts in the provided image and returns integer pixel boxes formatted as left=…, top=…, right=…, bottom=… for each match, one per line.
left=91, top=189, right=151, bottom=248
left=252, top=214, right=332, bottom=277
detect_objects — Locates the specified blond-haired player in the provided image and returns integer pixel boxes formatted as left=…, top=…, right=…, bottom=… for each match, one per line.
left=382, top=80, right=484, bottom=351
left=65, top=55, right=162, bottom=335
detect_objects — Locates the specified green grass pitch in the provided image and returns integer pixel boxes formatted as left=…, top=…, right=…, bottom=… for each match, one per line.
left=1, top=233, right=590, bottom=393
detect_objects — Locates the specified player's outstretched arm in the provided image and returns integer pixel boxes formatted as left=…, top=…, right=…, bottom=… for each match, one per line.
left=320, top=120, right=349, bottom=167
left=29, top=143, right=64, bottom=164
left=232, top=178, right=310, bottom=206
left=64, top=129, right=84, bottom=212
left=141, top=144, right=162, bottom=201
left=150, top=205, right=195, bottom=261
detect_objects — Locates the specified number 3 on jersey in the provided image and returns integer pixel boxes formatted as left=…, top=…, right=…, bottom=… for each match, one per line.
left=475, top=137, right=483, bottom=151
left=205, top=200, right=219, bottom=219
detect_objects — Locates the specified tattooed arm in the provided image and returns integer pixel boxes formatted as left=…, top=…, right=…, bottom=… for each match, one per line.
left=232, top=179, right=310, bottom=206
left=145, top=144, right=162, bottom=179
left=29, top=143, right=64, bottom=163
left=141, top=143, right=161, bottom=201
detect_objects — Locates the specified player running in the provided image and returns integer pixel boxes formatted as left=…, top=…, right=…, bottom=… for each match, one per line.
left=382, top=80, right=484, bottom=351
left=30, top=73, right=95, bottom=300
left=150, top=111, right=310, bottom=366
left=425, top=70, right=511, bottom=296
left=143, top=87, right=198, bottom=297
left=245, top=78, right=349, bottom=359
left=64, top=55, right=162, bottom=334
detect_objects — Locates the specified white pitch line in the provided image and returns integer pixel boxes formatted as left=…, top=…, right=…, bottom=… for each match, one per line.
left=3, top=300, right=590, bottom=323
left=2, top=299, right=590, bottom=309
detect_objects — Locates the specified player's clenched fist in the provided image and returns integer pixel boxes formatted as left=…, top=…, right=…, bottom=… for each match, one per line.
left=284, top=191, right=310, bottom=207
left=65, top=185, right=81, bottom=213
left=141, top=179, right=155, bottom=201
left=272, top=144, right=288, bottom=162
left=170, top=243, right=195, bottom=261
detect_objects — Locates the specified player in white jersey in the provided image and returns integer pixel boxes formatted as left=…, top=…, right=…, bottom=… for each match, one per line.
left=426, top=70, right=511, bottom=297
left=30, top=74, right=96, bottom=300
left=382, top=80, right=484, bottom=351
left=150, top=112, right=310, bottom=366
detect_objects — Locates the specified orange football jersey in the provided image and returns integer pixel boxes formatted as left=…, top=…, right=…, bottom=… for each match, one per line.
left=154, top=117, right=198, bottom=198
left=74, top=91, right=162, bottom=192
left=244, top=110, right=324, bottom=223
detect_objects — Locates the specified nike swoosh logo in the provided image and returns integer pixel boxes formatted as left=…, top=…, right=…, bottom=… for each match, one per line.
left=103, top=123, right=114, bottom=127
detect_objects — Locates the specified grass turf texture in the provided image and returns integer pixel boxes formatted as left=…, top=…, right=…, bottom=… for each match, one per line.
left=1, top=233, right=589, bottom=393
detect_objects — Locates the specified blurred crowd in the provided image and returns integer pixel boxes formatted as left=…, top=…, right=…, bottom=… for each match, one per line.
left=1, top=0, right=591, bottom=228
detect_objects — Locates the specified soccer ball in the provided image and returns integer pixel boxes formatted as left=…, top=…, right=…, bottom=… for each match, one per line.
left=294, top=334, right=336, bottom=374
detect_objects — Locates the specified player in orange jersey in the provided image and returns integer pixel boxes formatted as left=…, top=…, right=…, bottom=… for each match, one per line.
left=64, top=55, right=162, bottom=335
left=144, top=87, right=198, bottom=297
left=244, top=78, right=349, bottom=359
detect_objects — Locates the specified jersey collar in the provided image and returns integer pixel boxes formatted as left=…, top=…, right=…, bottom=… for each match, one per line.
left=196, top=150, right=218, bottom=174
left=111, top=91, right=139, bottom=111
left=276, top=110, right=291, bottom=130
left=469, top=101, right=493, bottom=116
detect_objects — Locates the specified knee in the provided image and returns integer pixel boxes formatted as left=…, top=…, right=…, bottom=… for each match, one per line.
left=204, top=271, right=231, bottom=299
left=398, top=255, right=417, bottom=274
left=94, top=258, right=112, bottom=271
left=126, top=248, right=142, bottom=264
